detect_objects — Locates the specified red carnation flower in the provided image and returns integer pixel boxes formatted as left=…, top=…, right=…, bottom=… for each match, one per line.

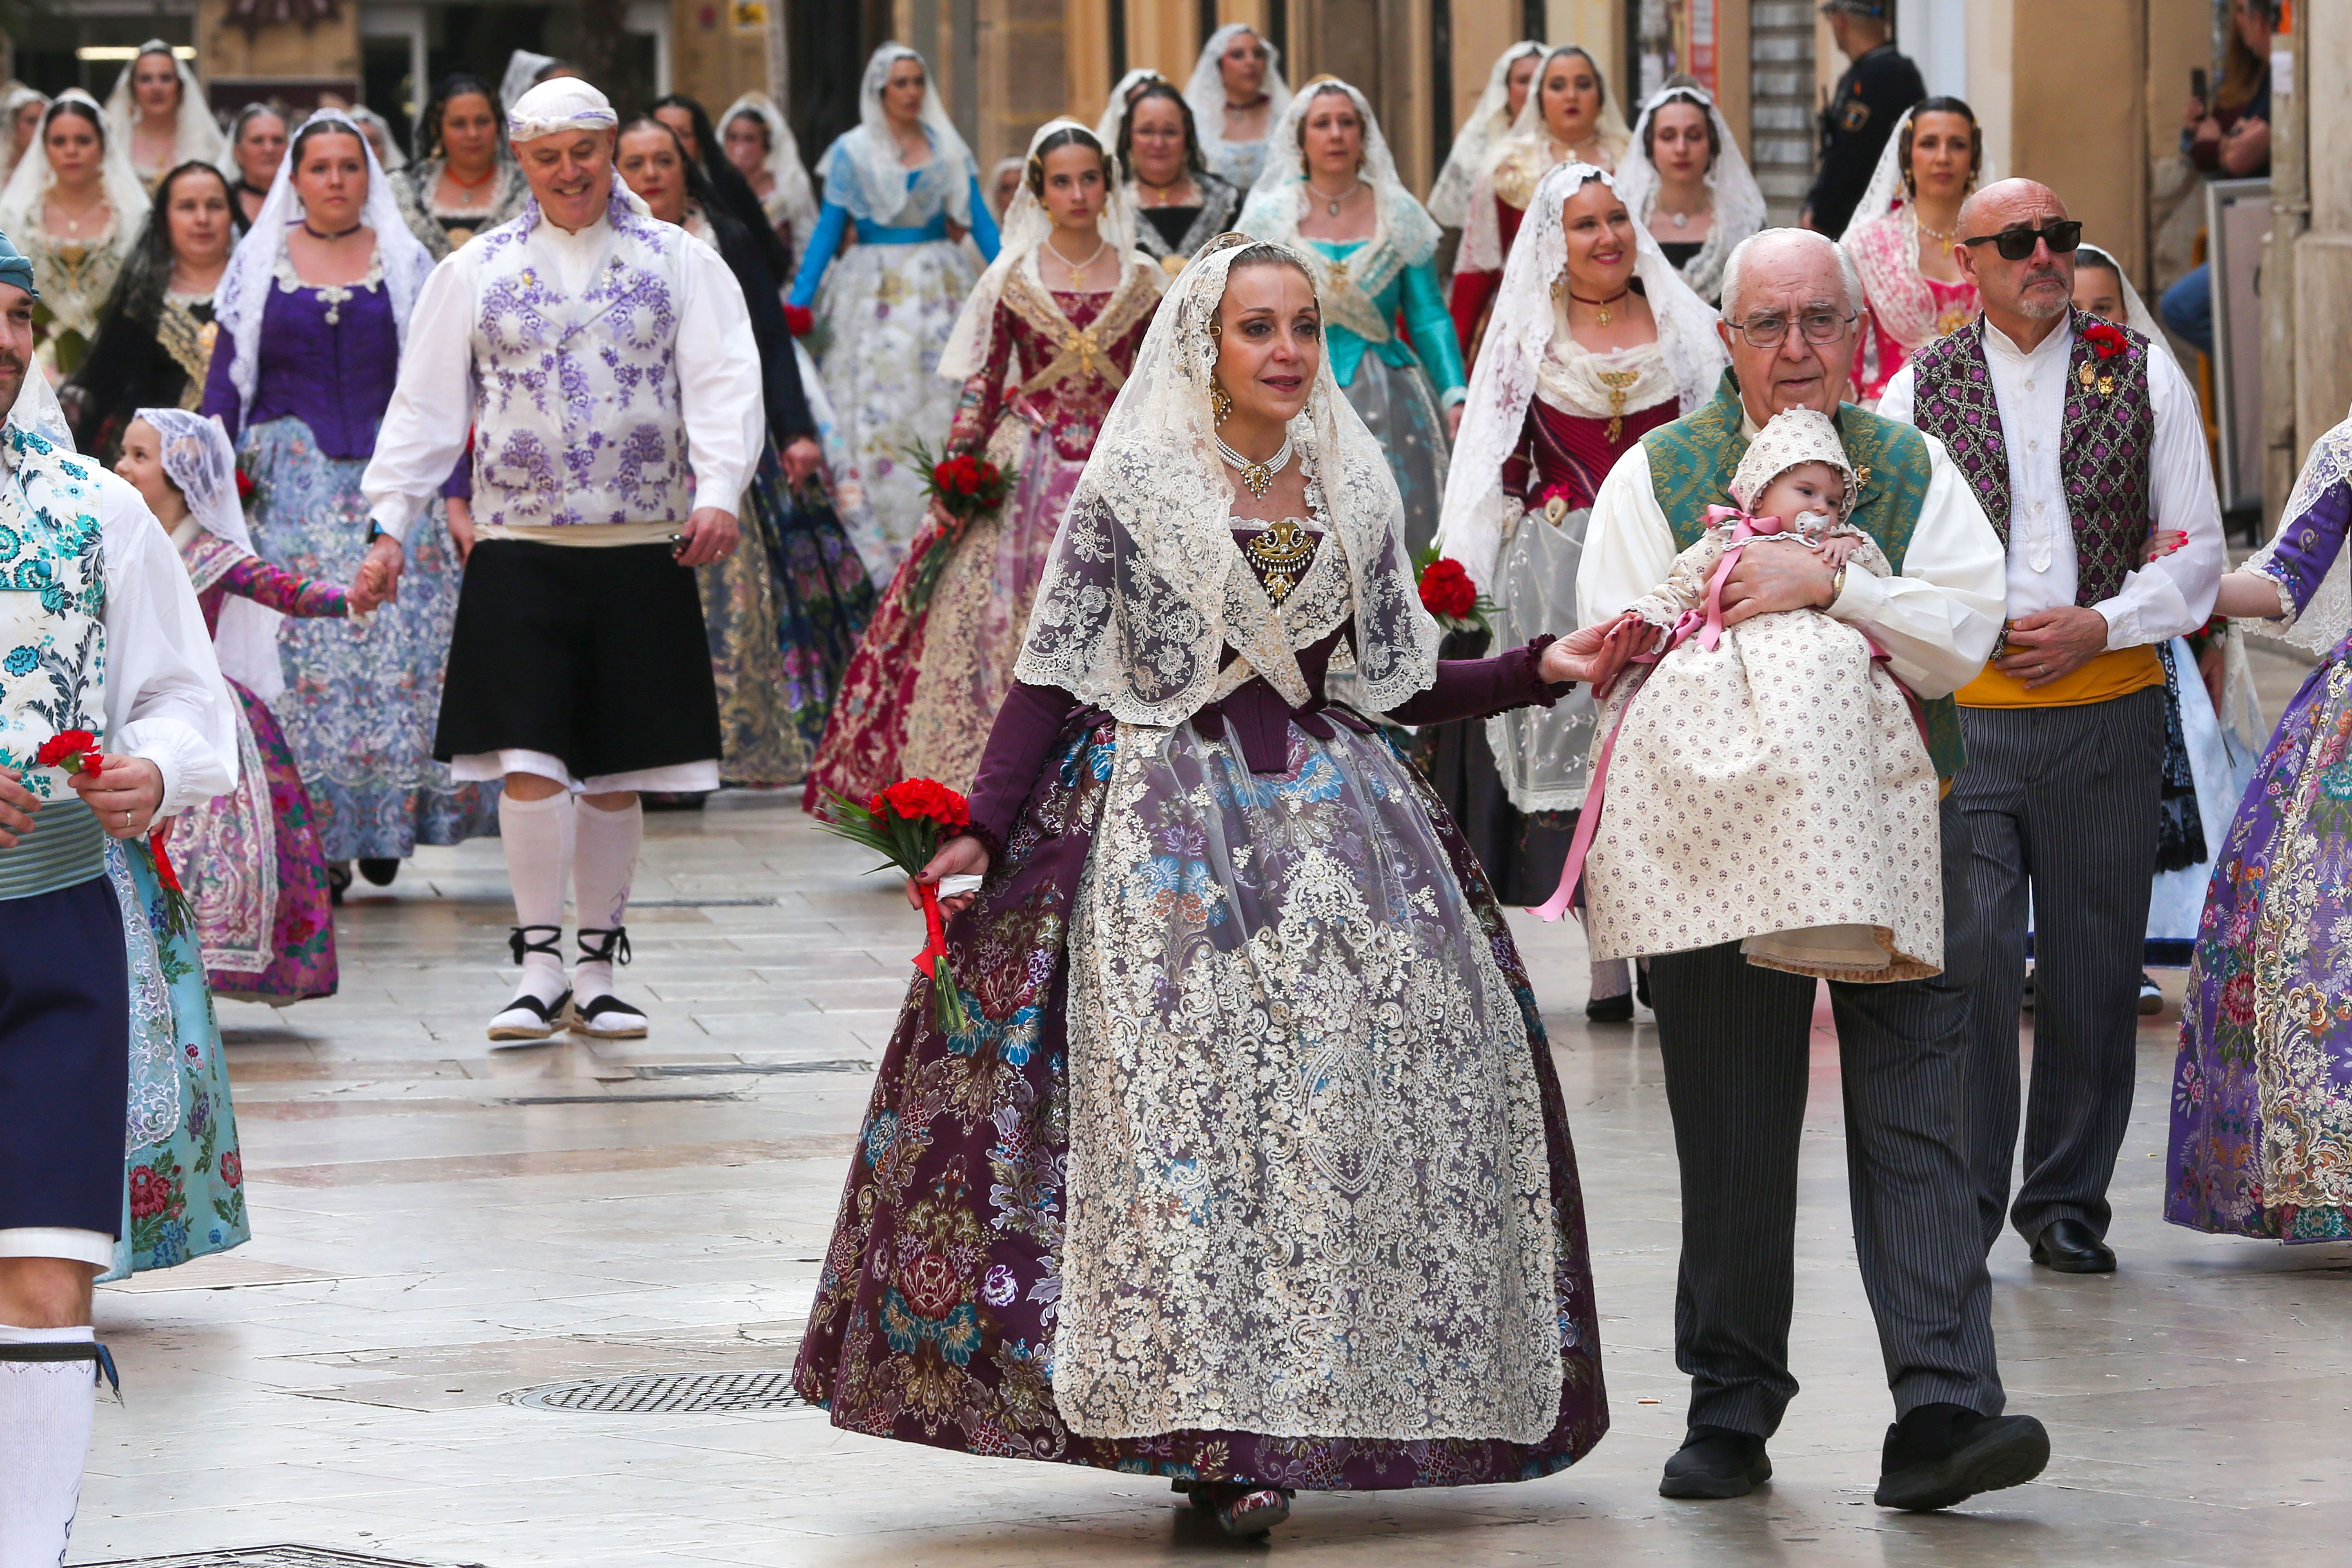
left=877, top=777, right=971, bottom=831
left=35, top=728, right=98, bottom=773
left=234, top=468, right=256, bottom=503
left=933, top=460, right=955, bottom=490
left=2083, top=321, right=2128, bottom=360
left=783, top=304, right=814, bottom=337
left=1418, top=557, right=1478, bottom=621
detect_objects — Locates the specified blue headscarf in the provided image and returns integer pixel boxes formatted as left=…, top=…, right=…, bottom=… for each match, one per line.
left=0, top=225, right=35, bottom=297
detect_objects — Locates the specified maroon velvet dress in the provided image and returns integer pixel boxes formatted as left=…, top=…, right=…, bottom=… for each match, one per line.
left=793, top=526, right=1609, bottom=1492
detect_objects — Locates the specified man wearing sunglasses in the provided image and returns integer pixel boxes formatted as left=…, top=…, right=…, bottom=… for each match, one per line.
left=1878, top=180, right=2223, bottom=1280
left=1579, top=228, right=2042, bottom=1512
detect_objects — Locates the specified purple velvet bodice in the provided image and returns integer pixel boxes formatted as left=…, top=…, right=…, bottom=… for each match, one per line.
left=200, top=278, right=400, bottom=459
left=2262, top=475, right=2352, bottom=625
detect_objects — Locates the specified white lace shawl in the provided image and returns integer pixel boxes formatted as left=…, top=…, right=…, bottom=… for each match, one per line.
left=211, top=109, right=436, bottom=430
left=140, top=407, right=287, bottom=701
left=1428, top=41, right=1546, bottom=230
left=1615, top=83, right=1766, bottom=303
left=1185, top=24, right=1292, bottom=173
left=1433, top=160, right=1727, bottom=592
left=719, top=90, right=820, bottom=256
left=1013, top=234, right=1439, bottom=724
left=499, top=51, right=559, bottom=121
left=938, top=118, right=1147, bottom=383
left=0, top=89, right=152, bottom=246
left=1236, top=80, right=1441, bottom=312
left=1845, top=103, right=2002, bottom=242
left=1093, top=67, right=1167, bottom=151
left=2243, top=410, right=2352, bottom=659
left=822, top=44, right=976, bottom=228
left=102, top=43, right=225, bottom=175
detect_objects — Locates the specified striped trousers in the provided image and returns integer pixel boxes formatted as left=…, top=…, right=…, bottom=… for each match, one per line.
left=1954, top=688, right=2167, bottom=1251
left=1649, top=796, right=2004, bottom=1437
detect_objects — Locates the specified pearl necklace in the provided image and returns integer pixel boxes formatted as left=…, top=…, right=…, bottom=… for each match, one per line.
left=1305, top=177, right=1360, bottom=217
left=1216, top=431, right=1294, bottom=498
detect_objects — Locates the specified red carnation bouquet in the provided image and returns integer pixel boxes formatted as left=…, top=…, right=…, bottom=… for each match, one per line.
left=34, top=728, right=99, bottom=776
left=1413, top=548, right=1497, bottom=636
left=900, top=439, right=1016, bottom=615
left=815, top=777, right=976, bottom=1034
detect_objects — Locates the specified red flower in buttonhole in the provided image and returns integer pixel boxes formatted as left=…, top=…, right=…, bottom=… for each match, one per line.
left=2082, top=321, right=2128, bottom=360
left=1418, top=557, right=1478, bottom=621
left=35, top=728, right=98, bottom=774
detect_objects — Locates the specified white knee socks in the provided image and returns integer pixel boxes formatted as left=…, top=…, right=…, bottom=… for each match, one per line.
left=0, top=1324, right=97, bottom=1568
left=572, top=798, right=642, bottom=1002
left=499, top=790, right=575, bottom=1005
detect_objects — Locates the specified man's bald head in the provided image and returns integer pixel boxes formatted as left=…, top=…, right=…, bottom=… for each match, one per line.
left=1957, top=178, right=2066, bottom=240
left=1952, top=178, right=2076, bottom=331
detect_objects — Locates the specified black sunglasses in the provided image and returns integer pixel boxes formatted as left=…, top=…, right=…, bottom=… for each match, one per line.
left=1958, top=220, right=2084, bottom=262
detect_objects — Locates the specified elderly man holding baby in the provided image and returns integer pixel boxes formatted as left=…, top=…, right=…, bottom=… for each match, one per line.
left=1578, top=225, right=2047, bottom=1510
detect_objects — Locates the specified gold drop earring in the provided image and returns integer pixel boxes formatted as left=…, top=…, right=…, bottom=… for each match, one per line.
left=1211, top=381, right=1234, bottom=424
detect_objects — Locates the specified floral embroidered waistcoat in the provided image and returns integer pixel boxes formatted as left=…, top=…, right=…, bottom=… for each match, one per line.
left=466, top=195, right=693, bottom=527
left=1642, top=371, right=1964, bottom=781
left=0, top=428, right=108, bottom=800
left=1906, top=310, right=2155, bottom=608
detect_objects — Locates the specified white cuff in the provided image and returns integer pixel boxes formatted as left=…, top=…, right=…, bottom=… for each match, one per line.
left=368, top=499, right=417, bottom=544
left=2096, top=599, right=2133, bottom=650
left=1827, top=564, right=1889, bottom=623
left=689, top=483, right=744, bottom=519
left=118, top=719, right=224, bottom=815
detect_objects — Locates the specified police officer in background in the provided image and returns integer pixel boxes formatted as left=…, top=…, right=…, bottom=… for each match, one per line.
left=1802, top=0, right=1925, bottom=239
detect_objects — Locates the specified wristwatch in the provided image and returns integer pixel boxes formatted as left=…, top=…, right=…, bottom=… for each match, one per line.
left=1828, top=562, right=1847, bottom=606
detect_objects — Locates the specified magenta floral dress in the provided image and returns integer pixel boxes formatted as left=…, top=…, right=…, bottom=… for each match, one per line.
left=176, top=530, right=346, bottom=1001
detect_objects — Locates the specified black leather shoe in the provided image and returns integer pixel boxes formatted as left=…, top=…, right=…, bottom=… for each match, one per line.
left=2028, top=1218, right=2116, bottom=1274
left=357, top=857, right=400, bottom=887
left=1874, top=1403, right=2049, bottom=1510
left=1586, top=993, right=1635, bottom=1024
left=1659, top=1425, right=1771, bottom=1499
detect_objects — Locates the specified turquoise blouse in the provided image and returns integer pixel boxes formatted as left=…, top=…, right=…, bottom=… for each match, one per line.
left=1305, top=238, right=1467, bottom=405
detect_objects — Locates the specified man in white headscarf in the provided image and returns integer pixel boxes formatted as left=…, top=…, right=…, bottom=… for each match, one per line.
left=359, top=77, right=764, bottom=1044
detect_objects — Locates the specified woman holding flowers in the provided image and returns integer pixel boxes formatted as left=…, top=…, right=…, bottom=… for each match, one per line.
left=1425, top=161, right=1722, bottom=1016
left=801, top=120, right=1162, bottom=805
left=793, top=234, right=1623, bottom=1539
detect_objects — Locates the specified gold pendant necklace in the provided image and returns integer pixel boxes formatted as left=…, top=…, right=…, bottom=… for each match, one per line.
left=1216, top=432, right=1294, bottom=499
left=1043, top=234, right=1109, bottom=291
left=1569, top=286, right=1633, bottom=329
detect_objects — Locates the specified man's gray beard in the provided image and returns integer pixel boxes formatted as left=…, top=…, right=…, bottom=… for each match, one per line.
left=2015, top=273, right=2070, bottom=320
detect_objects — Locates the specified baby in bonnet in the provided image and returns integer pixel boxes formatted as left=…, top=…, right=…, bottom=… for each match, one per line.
left=1551, top=407, right=1944, bottom=982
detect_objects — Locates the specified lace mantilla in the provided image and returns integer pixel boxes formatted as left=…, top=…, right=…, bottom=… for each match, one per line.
left=2245, top=411, right=2352, bottom=658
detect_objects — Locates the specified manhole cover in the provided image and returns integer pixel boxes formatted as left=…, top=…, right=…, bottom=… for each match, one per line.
left=504, top=1369, right=806, bottom=1413
left=86, top=1550, right=477, bottom=1568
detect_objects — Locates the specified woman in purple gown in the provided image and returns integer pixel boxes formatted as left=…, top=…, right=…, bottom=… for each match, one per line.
left=792, top=236, right=1627, bottom=1540
left=2168, top=411, right=2352, bottom=1241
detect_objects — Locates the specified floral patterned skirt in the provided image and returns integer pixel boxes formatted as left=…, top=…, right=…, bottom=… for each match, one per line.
left=98, top=840, right=249, bottom=1281
left=798, top=523, right=944, bottom=813
left=810, top=241, right=976, bottom=569
left=766, top=462, right=879, bottom=757
left=793, top=711, right=1606, bottom=1488
left=1339, top=353, right=1450, bottom=560
left=181, top=679, right=337, bottom=1002
left=242, top=417, right=499, bottom=860
left=701, top=457, right=815, bottom=787
left=2168, top=647, right=2352, bottom=1241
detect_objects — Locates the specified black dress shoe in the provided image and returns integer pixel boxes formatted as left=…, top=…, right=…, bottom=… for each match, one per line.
left=1635, top=960, right=1652, bottom=1009
left=1659, top=1425, right=1771, bottom=1499
left=1586, top=993, right=1635, bottom=1024
left=1874, top=1403, right=2049, bottom=1511
left=357, top=857, right=400, bottom=887
left=2028, top=1217, right=2116, bottom=1274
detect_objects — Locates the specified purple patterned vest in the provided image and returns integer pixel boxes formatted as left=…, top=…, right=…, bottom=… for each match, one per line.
left=464, top=184, right=693, bottom=527
left=1906, top=308, right=2156, bottom=606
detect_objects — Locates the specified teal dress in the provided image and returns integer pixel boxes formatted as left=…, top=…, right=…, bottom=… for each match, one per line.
left=1302, top=238, right=1465, bottom=557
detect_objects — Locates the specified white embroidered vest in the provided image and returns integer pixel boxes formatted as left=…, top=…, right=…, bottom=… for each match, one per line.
left=466, top=192, right=695, bottom=527
left=0, top=428, right=108, bottom=799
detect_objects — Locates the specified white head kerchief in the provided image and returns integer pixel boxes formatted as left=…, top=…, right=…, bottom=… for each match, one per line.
left=938, top=118, right=1146, bottom=384
left=1436, top=160, right=1726, bottom=591
left=1094, top=67, right=1167, bottom=151
left=499, top=50, right=559, bottom=122
left=1185, top=24, right=1292, bottom=152
left=1428, top=40, right=1546, bottom=229
left=103, top=42, right=225, bottom=172
left=1616, top=82, right=1766, bottom=302
left=1239, top=78, right=1441, bottom=310
left=138, top=407, right=286, bottom=699
left=824, top=43, right=975, bottom=229
left=718, top=90, right=818, bottom=249
left=1456, top=46, right=1632, bottom=276
left=1015, top=233, right=1439, bottom=723
left=211, top=108, right=435, bottom=430
left=0, top=85, right=48, bottom=190
left=508, top=76, right=617, bottom=143
left=0, top=90, right=152, bottom=244
left=1731, top=408, right=1858, bottom=519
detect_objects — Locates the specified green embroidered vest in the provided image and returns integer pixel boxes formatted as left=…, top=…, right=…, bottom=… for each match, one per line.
left=1639, top=370, right=1967, bottom=780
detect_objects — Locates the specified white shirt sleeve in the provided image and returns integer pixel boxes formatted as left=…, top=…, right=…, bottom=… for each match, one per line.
left=98, top=474, right=238, bottom=814
left=1876, top=363, right=1917, bottom=427
left=1575, top=429, right=2005, bottom=701
left=360, top=253, right=477, bottom=544
left=674, top=238, right=766, bottom=516
left=2094, top=347, right=2225, bottom=648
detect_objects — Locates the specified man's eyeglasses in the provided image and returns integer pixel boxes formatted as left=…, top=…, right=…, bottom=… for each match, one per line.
left=1725, top=307, right=1858, bottom=349
left=1958, top=220, right=2083, bottom=262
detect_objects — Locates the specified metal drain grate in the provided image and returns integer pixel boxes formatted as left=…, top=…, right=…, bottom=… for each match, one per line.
left=504, top=1368, right=806, bottom=1413
left=87, top=1549, right=479, bottom=1568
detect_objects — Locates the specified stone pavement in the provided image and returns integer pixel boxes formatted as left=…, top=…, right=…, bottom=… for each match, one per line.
left=68, top=655, right=2352, bottom=1566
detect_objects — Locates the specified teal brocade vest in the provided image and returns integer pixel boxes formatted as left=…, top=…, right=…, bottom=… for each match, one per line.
left=1639, top=371, right=1966, bottom=781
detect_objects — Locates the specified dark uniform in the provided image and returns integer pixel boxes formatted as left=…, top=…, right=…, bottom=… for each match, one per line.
left=1806, top=42, right=1925, bottom=240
